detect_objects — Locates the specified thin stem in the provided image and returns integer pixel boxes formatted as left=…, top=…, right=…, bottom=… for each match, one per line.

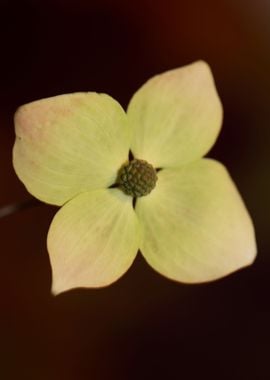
left=0, top=198, right=42, bottom=219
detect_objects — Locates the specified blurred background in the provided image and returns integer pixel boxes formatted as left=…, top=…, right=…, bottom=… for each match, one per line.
left=0, top=0, right=269, bottom=378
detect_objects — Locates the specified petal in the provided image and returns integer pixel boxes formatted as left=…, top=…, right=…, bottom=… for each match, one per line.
left=136, top=159, right=256, bottom=283
left=127, top=61, right=223, bottom=168
left=13, top=93, right=130, bottom=205
left=47, top=189, right=140, bottom=294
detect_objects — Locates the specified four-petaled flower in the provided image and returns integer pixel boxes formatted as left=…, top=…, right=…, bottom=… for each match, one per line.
left=13, top=61, right=256, bottom=295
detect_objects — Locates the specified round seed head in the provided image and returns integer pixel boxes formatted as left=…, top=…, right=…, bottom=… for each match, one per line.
left=118, top=159, right=157, bottom=197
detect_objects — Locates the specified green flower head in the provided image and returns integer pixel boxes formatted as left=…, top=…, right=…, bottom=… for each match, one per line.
left=13, top=61, right=256, bottom=295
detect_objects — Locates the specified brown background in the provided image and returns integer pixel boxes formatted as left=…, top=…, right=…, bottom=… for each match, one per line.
left=1, top=0, right=269, bottom=379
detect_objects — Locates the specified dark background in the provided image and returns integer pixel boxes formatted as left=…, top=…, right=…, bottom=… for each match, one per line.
left=1, top=0, right=269, bottom=379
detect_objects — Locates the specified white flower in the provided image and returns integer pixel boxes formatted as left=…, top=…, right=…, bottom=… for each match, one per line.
left=13, top=61, right=256, bottom=294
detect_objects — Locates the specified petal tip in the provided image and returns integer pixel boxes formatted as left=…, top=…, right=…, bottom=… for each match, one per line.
left=192, top=59, right=210, bottom=69
left=50, top=283, right=63, bottom=296
left=244, top=238, right=257, bottom=267
left=50, top=278, right=71, bottom=296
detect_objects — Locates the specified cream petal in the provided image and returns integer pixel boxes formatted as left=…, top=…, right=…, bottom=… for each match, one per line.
left=13, top=93, right=130, bottom=205
left=127, top=61, right=222, bottom=168
left=47, top=189, right=140, bottom=294
left=136, top=159, right=256, bottom=283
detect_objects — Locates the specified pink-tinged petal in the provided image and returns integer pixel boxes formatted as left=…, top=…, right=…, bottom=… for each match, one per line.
left=13, top=93, right=130, bottom=205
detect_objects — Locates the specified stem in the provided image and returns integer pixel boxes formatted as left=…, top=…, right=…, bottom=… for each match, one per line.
left=0, top=198, right=42, bottom=219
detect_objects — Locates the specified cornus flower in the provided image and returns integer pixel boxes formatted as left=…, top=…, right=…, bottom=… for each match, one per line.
left=13, top=61, right=256, bottom=295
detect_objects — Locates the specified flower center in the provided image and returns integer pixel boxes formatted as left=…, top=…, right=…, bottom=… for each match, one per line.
left=117, top=159, right=157, bottom=197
